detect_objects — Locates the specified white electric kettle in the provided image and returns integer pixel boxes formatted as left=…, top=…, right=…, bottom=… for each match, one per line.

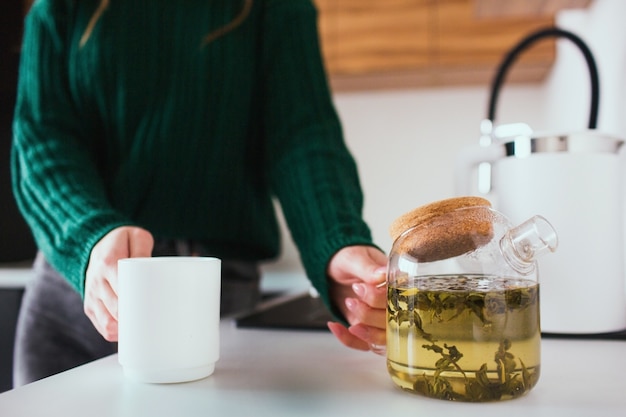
left=456, top=27, right=626, bottom=335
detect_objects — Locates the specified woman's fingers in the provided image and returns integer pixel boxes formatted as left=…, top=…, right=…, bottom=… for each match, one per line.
left=344, top=297, right=386, bottom=329
left=327, top=322, right=370, bottom=351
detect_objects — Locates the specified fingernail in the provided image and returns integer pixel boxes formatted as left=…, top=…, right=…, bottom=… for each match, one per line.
left=345, top=297, right=358, bottom=311
left=348, top=323, right=370, bottom=339
left=374, top=266, right=387, bottom=276
left=352, top=283, right=366, bottom=298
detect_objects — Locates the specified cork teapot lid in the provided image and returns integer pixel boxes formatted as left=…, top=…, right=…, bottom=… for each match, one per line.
left=389, top=196, right=494, bottom=263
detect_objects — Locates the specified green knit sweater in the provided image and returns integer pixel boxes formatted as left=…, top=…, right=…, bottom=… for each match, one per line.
left=11, top=0, right=374, bottom=310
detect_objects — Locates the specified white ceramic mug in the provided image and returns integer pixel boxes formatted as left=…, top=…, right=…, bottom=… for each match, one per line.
left=118, top=257, right=221, bottom=383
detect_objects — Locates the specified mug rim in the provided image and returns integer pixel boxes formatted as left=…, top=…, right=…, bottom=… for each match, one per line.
left=118, top=256, right=221, bottom=264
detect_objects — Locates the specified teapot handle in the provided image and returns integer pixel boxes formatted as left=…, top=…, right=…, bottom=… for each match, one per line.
left=487, top=27, right=600, bottom=129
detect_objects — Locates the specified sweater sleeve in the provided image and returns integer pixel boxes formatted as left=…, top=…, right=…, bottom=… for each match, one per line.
left=11, top=2, right=130, bottom=295
left=261, top=0, right=378, bottom=315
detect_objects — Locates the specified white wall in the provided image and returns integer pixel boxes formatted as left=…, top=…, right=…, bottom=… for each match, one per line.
left=262, top=0, right=626, bottom=274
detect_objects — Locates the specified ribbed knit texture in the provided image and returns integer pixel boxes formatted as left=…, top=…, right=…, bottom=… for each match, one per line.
left=11, top=0, right=375, bottom=312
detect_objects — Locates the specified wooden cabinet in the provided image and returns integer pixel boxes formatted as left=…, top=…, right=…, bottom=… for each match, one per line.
left=314, top=0, right=591, bottom=90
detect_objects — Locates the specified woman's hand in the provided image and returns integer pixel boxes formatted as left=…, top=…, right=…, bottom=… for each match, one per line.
left=326, top=245, right=388, bottom=354
left=83, top=226, right=154, bottom=341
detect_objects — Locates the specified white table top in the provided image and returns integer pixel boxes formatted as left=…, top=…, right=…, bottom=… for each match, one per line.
left=1, top=320, right=625, bottom=417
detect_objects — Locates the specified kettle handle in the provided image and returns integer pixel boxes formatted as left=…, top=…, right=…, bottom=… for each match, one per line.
left=487, top=27, right=600, bottom=129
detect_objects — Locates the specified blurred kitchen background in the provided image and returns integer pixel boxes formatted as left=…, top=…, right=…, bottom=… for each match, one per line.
left=1, top=0, right=625, bottom=392
left=264, top=0, right=626, bottom=273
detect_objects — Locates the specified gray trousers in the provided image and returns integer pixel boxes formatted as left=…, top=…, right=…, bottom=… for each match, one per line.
left=13, top=242, right=260, bottom=387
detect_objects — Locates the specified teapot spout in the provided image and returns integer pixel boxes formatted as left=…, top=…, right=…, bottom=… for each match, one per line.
left=500, top=216, right=558, bottom=275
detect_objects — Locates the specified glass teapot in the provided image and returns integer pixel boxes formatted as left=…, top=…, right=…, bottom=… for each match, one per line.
left=386, top=197, right=558, bottom=402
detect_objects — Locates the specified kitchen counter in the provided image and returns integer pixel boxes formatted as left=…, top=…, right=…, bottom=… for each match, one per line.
left=1, top=318, right=624, bottom=417
left=0, top=265, right=33, bottom=289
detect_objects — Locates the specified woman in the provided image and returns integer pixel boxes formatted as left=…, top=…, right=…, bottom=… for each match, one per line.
left=11, top=0, right=387, bottom=386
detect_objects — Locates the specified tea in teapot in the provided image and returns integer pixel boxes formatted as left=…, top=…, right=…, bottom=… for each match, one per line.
left=386, top=197, right=557, bottom=402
